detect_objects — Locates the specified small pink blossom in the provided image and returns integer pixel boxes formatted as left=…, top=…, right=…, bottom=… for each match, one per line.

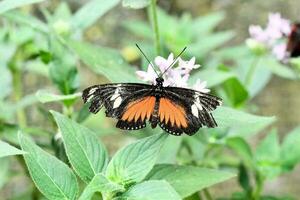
left=248, top=12, right=291, bottom=61
left=136, top=53, right=210, bottom=93
left=272, top=43, right=288, bottom=61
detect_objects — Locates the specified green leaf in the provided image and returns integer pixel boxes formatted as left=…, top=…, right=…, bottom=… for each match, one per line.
left=280, top=126, right=300, bottom=170
left=223, top=77, right=249, bottom=107
left=192, top=11, right=225, bottom=35
left=189, top=69, right=236, bottom=88
left=214, top=107, right=276, bottom=137
left=36, top=90, right=81, bottom=103
left=51, top=111, right=108, bottom=183
left=255, top=129, right=281, bottom=178
left=117, top=180, right=181, bottom=200
left=256, top=130, right=280, bottom=162
left=265, top=57, right=297, bottom=80
left=190, top=31, right=235, bottom=57
left=18, top=132, right=79, bottom=200
left=0, top=140, right=26, bottom=158
left=122, top=0, right=150, bottom=9
left=146, top=164, right=235, bottom=198
left=106, top=133, right=167, bottom=185
left=72, top=0, right=120, bottom=31
left=67, top=39, right=139, bottom=82
left=3, top=11, right=48, bottom=33
left=157, top=136, right=182, bottom=164
left=79, top=173, right=124, bottom=200
left=0, top=0, right=45, bottom=14
left=226, top=137, right=253, bottom=167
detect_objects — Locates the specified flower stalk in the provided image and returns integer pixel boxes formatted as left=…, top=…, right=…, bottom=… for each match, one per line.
left=149, top=0, right=161, bottom=55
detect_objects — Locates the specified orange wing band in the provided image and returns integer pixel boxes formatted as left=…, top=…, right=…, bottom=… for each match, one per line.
left=121, top=96, right=156, bottom=122
left=158, top=98, right=188, bottom=128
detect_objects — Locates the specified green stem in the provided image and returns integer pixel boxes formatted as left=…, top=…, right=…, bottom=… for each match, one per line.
left=252, top=172, right=264, bottom=200
left=245, top=57, right=260, bottom=86
left=12, top=68, right=27, bottom=127
left=149, top=0, right=161, bottom=55
left=203, top=188, right=213, bottom=200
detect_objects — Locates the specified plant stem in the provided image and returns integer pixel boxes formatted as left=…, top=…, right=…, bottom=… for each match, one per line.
left=252, top=172, right=264, bottom=200
left=245, top=57, right=260, bottom=86
left=150, top=0, right=161, bottom=55
left=203, top=188, right=213, bottom=200
left=12, top=67, right=27, bottom=127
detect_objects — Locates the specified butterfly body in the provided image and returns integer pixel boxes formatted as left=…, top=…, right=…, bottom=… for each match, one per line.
left=287, top=23, right=300, bottom=57
left=82, top=77, right=222, bottom=136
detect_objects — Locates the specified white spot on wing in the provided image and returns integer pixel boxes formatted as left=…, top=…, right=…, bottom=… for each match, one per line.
left=113, top=96, right=122, bottom=108
left=191, top=104, right=199, bottom=118
left=88, top=88, right=97, bottom=95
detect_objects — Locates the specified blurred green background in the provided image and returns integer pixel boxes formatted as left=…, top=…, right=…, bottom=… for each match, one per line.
left=1, top=0, right=300, bottom=199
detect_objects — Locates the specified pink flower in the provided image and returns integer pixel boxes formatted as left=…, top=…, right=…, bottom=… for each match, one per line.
left=136, top=53, right=210, bottom=93
left=248, top=12, right=291, bottom=61
left=272, top=43, right=288, bottom=61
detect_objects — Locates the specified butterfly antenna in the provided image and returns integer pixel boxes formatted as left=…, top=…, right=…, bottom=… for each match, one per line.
left=135, top=44, right=160, bottom=77
left=160, top=47, right=187, bottom=77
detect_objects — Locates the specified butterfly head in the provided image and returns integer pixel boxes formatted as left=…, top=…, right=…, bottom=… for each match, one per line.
left=155, top=77, right=164, bottom=87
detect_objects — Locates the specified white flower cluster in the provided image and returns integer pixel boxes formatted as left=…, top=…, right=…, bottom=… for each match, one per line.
left=136, top=53, right=210, bottom=93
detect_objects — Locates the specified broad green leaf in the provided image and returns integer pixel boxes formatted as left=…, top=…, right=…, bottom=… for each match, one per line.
left=67, top=39, right=139, bottom=82
left=255, top=130, right=281, bottom=178
left=223, top=77, right=249, bottom=107
left=280, top=127, right=300, bottom=170
left=106, top=133, right=168, bottom=185
left=79, top=173, right=124, bottom=200
left=214, top=107, right=276, bottom=137
left=146, top=164, right=235, bottom=198
left=36, top=90, right=81, bottom=103
left=18, top=132, right=78, bottom=200
left=0, top=140, right=26, bottom=158
left=157, top=136, right=182, bottom=164
left=226, top=137, right=253, bottom=167
left=51, top=111, right=108, bottom=183
left=189, top=69, right=236, bottom=88
left=3, top=11, right=48, bottom=33
left=0, top=0, right=45, bottom=14
left=117, top=180, right=181, bottom=200
left=72, top=0, right=120, bottom=31
left=192, top=11, right=225, bottom=35
left=122, top=0, right=150, bottom=9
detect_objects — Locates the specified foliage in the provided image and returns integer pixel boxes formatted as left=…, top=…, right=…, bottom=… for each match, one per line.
left=0, top=0, right=299, bottom=200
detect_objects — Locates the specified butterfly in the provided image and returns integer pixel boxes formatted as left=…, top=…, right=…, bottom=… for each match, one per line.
left=82, top=46, right=222, bottom=136
left=287, top=23, right=300, bottom=58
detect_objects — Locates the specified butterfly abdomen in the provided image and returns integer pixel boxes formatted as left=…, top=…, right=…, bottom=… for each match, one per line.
left=150, top=97, right=160, bottom=128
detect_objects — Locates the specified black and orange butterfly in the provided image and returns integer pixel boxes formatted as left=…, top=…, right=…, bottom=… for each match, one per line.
left=82, top=45, right=222, bottom=136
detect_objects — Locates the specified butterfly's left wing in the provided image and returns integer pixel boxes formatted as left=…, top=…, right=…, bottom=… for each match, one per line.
left=158, top=86, right=222, bottom=136
left=82, top=83, right=155, bottom=130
